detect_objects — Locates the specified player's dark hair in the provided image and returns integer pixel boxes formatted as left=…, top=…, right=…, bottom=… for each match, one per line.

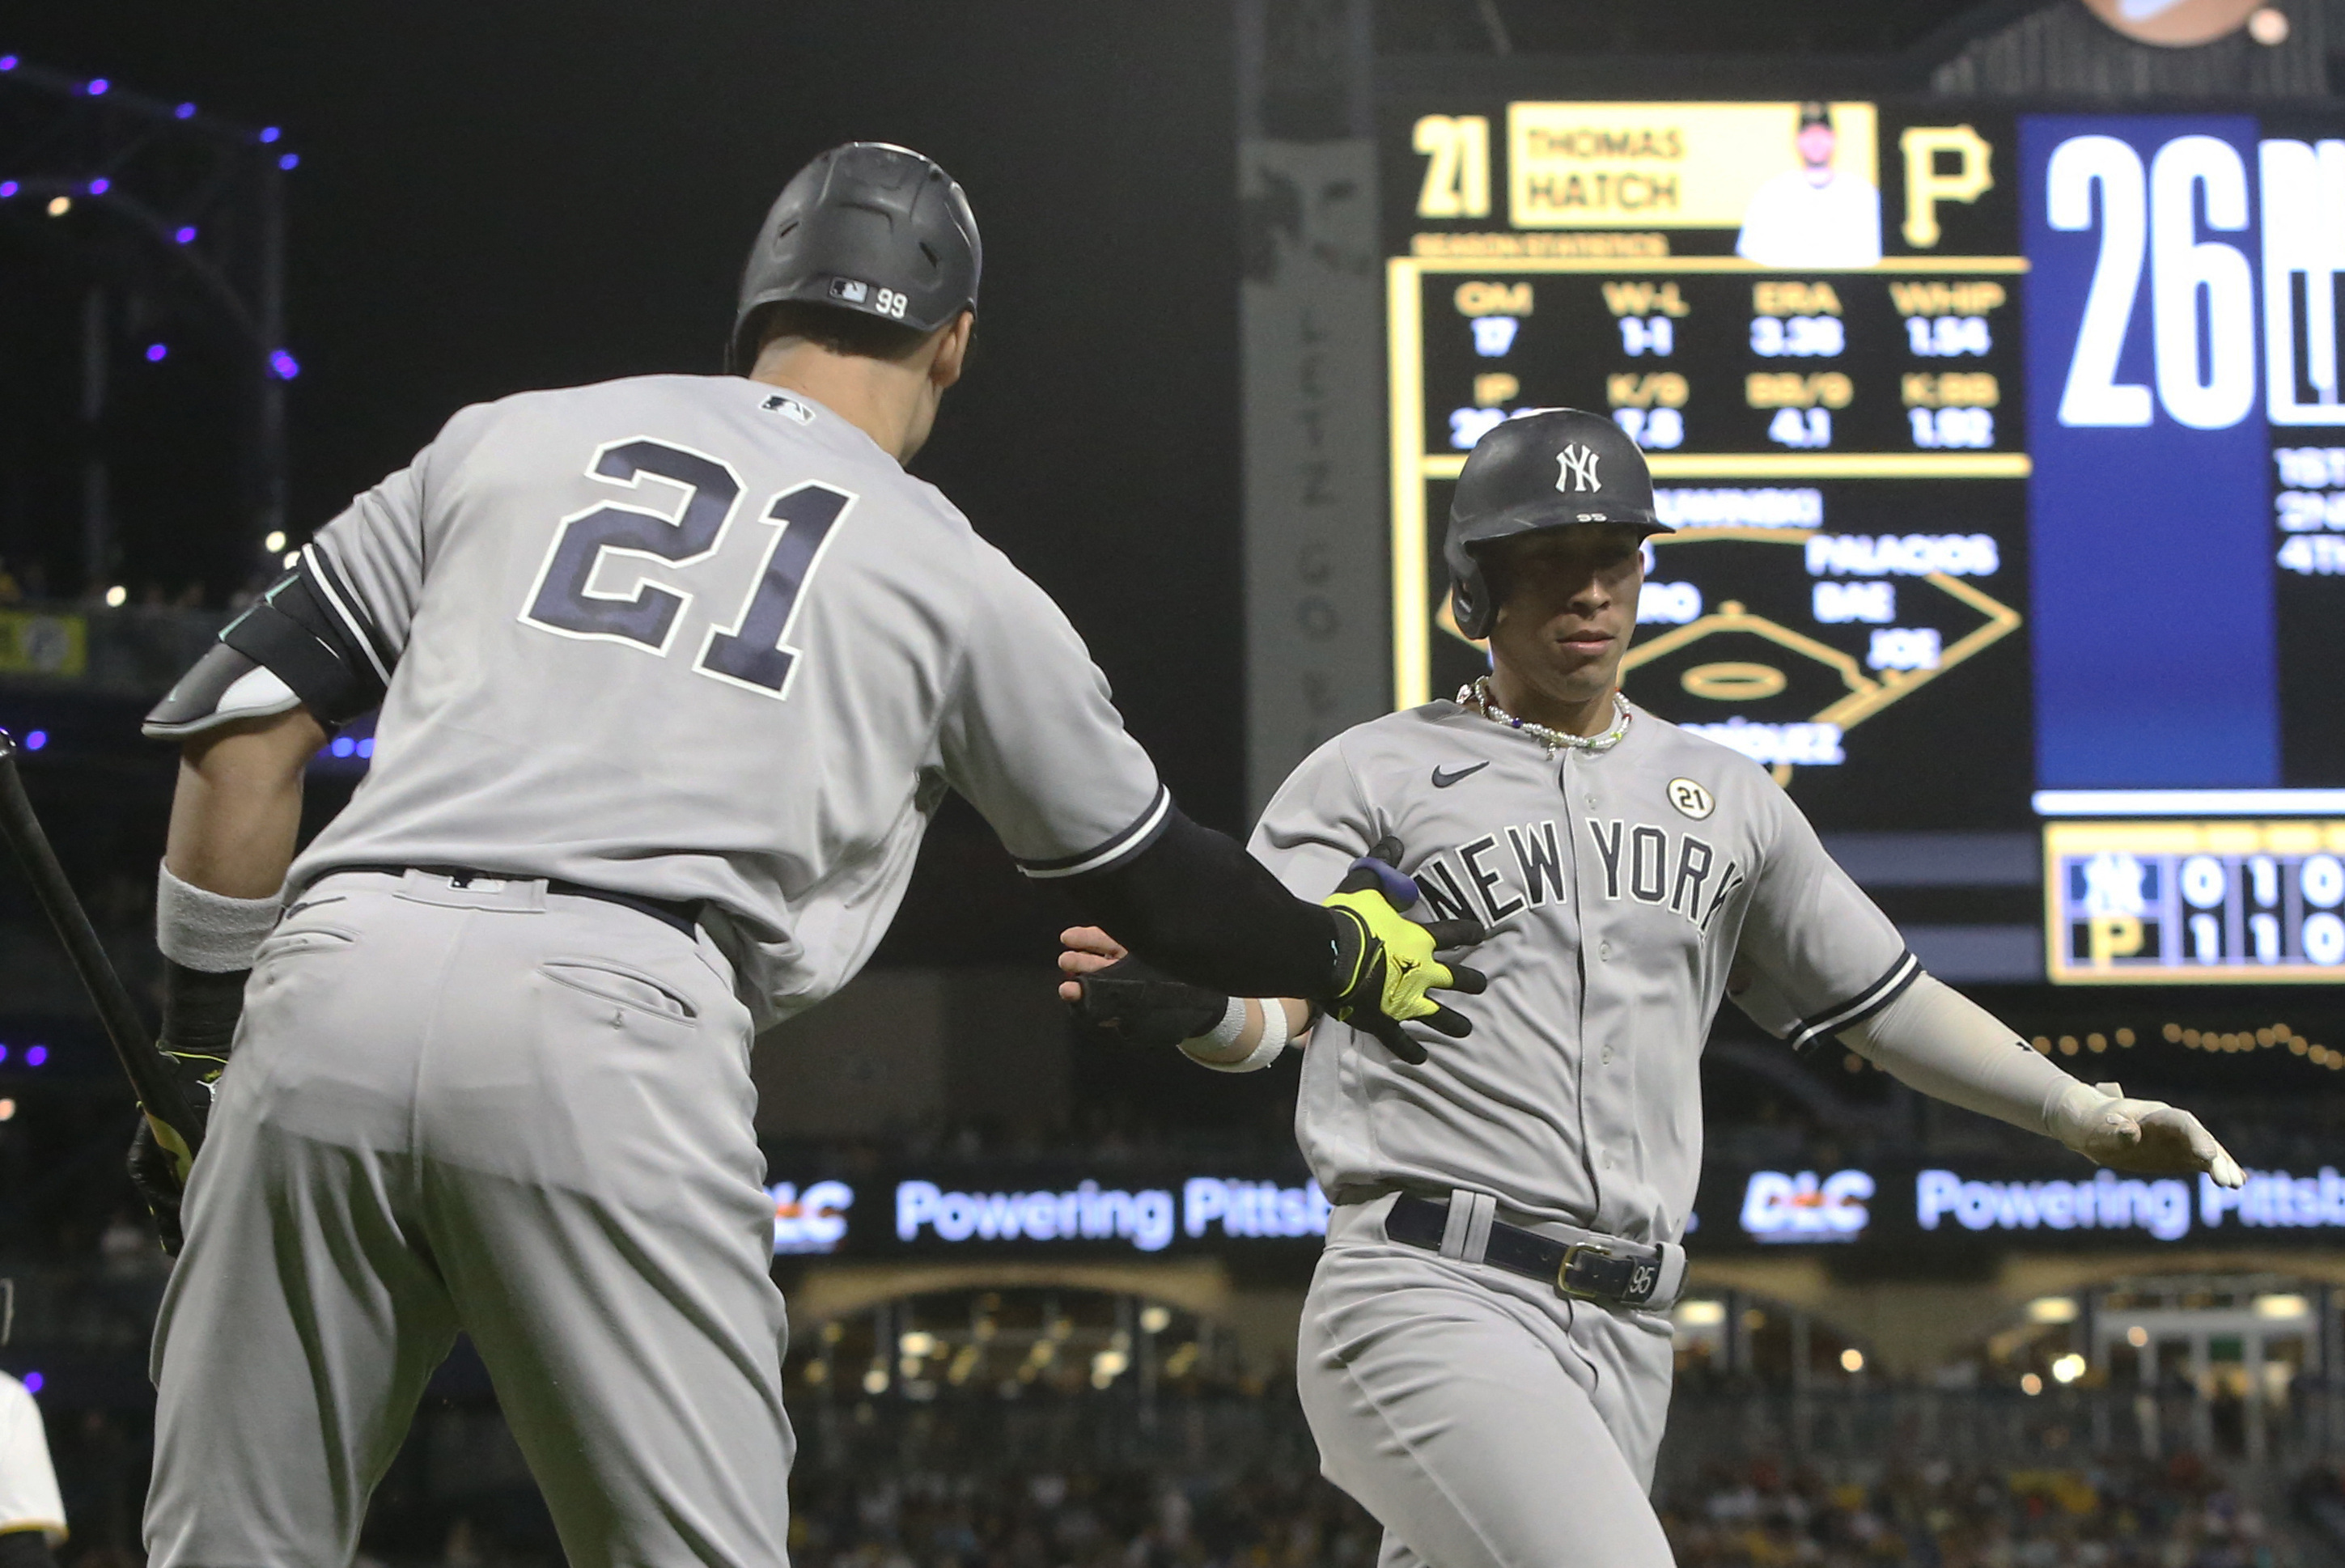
left=747, top=301, right=935, bottom=365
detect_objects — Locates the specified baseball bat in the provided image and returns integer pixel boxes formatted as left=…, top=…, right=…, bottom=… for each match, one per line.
left=0, top=729, right=204, bottom=1153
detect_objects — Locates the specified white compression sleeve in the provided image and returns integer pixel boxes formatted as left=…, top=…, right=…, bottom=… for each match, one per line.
left=155, top=861, right=283, bottom=973
left=1838, top=973, right=2100, bottom=1138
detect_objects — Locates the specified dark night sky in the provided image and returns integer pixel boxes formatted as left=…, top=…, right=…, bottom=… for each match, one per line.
left=11, top=2, right=1252, bottom=822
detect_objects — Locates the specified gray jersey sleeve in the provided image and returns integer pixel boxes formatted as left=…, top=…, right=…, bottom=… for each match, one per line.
left=1728, top=787, right=1918, bottom=1056
left=300, top=405, right=494, bottom=675
left=1247, top=737, right=1380, bottom=900
left=939, top=546, right=1167, bottom=878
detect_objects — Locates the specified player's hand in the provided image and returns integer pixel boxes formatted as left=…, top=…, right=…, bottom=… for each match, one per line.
left=1057, top=926, right=1130, bottom=1006
left=1062, top=933, right=1234, bottom=1049
left=1321, top=846, right=1486, bottom=1066
left=2052, top=1081, right=2244, bottom=1187
left=125, top=1045, right=221, bottom=1256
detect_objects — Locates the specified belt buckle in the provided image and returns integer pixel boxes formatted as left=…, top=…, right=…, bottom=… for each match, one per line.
left=1556, top=1240, right=1611, bottom=1300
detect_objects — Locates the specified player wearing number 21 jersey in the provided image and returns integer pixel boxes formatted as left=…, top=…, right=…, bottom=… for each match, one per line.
left=130, top=145, right=1473, bottom=1568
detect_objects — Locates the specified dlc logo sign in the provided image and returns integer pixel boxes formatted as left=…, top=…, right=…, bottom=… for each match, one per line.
left=1739, top=1168, right=1875, bottom=1244
left=769, top=1180, right=854, bottom=1256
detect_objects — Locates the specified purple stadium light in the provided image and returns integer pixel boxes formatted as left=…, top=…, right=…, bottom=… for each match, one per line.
left=174, top=225, right=197, bottom=244
left=278, top=153, right=299, bottom=171
left=0, top=1046, right=10, bottom=1062
left=357, top=737, right=375, bottom=758
left=0, top=183, right=15, bottom=199
left=176, top=102, right=196, bottom=119
left=87, top=78, right=108, bottom=95
left=24, top=1046, right=46, bottom=1067
left=20, top=1375, right=40, bottom=1396
left=259, top=125, right=280, bottom=143
left=329, top=736, right=354, bottom=758
left=22, top=731, right=45, bottom=751
left=0, top=57, right=17, bottom=71
left=88, top=177, right=109, bottom=195
left=269, top=349, right=299, bottom=379
left=146, top=343, right=168, bottom=362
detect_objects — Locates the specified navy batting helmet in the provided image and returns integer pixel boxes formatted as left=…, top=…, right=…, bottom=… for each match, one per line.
left=1444, top=409, right=1670, bottom=639
left=728, top=142, right=982, bottom=373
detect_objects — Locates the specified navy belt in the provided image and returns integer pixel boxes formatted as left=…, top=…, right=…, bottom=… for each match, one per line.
left=335, top=865, right=702, bottom=939
left=1384, top=1192, right=1673, bottom=1310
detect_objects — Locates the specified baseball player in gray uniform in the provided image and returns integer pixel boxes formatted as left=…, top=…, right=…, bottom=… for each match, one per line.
left=123, top=143, right=1480, bottom=1568
left=1063, top=409, right=2245, bottom=1568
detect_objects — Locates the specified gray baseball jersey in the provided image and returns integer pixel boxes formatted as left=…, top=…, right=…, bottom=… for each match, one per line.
left=286, top=373, right=1166, bottom=1027
left=1252, top=697, right=1913, bottom=1248
left=1262, top=697, right=1911, bottom=1568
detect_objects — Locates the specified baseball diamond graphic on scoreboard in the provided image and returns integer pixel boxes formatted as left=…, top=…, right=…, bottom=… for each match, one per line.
left=1424, top=494, right=2025, bottom=787
left=1622, top=529, right=2019, bottom=785
left=1425, top=519, right=2022, bottom=785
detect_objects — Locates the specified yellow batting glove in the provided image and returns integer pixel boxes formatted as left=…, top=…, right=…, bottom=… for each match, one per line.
left=1321, top=881, right=1487, bottom=1065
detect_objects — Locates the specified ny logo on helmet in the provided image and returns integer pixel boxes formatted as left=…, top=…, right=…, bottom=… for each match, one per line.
left=1554, top=444, right=1601, bottom=493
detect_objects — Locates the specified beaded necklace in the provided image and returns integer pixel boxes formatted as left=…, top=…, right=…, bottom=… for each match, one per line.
left=1457, top=676, right=1632, bottom=757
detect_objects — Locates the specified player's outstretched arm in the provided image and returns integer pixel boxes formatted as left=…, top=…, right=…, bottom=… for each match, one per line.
left=129, top=706, right=329, bottom=1250
left=1058, top=926, right=1313, bottom=1072
left=1062, top=816, right=1486, bottom=1060
left=1836, top=973, right=2243, bottom=1187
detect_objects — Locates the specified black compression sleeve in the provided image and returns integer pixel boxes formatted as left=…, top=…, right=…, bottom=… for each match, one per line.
left=0, top=1531, right=57, bottom=1568
left=1060, top=808, right=1335, bottom=1000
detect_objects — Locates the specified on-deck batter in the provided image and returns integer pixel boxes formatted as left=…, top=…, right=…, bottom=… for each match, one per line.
left=1065, top=408, right=2245, bottom=1568
left=125, top=142, right=1478, bottom=1568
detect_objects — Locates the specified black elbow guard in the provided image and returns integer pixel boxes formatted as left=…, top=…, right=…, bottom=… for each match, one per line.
left=145, top=557, right=392, bottom=738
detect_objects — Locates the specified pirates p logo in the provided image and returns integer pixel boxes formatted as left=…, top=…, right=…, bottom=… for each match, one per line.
left=1554, top=444, right=1601, bottom=493
left=1667, top=778, right=1715, bottom=820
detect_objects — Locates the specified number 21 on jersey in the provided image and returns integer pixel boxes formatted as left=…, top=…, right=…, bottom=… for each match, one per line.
left=519, top=436, right=851, bottom=700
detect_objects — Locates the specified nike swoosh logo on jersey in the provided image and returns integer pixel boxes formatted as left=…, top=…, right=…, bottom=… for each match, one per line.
left=1431, top=761, right=1491, bottom=788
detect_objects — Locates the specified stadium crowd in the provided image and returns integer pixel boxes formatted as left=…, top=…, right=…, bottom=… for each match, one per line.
left=769, top=1443, right=2327, bottom=1568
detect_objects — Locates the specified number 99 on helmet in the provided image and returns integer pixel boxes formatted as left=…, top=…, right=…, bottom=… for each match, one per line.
left=728, top=142, right=982, bottom=373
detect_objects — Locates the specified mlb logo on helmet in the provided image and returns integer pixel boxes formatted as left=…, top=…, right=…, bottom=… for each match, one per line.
left=829, top=278, right=871, bottom=303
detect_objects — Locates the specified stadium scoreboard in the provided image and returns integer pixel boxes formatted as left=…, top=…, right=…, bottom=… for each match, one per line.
left=1382, top=96, right=2345, bottom=984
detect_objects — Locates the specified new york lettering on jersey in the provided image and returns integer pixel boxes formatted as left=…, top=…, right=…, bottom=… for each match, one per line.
left=1252, top=697, right=1911, bottom=1243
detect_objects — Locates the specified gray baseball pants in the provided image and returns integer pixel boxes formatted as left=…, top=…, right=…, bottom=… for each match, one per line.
left=1296, top=1195, right=1677, bottom=1568
left=145, top=870, right=791, bottom=1568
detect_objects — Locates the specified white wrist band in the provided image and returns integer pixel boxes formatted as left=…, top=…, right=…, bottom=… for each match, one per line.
left=1183, top=998, right=1289, bottom=1074
left=156, top=861, right=283, bottom=973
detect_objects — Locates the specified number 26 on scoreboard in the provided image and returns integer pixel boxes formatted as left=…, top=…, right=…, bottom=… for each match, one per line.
left=2049, top=133, right=2345, bottom=430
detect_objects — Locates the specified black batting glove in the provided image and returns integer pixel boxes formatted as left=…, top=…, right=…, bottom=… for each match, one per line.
left=126, top=962, right=244, bottom=1255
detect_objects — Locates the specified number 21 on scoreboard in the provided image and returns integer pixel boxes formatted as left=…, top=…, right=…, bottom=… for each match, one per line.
left=1414, top=116, right=1491, bottom=219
